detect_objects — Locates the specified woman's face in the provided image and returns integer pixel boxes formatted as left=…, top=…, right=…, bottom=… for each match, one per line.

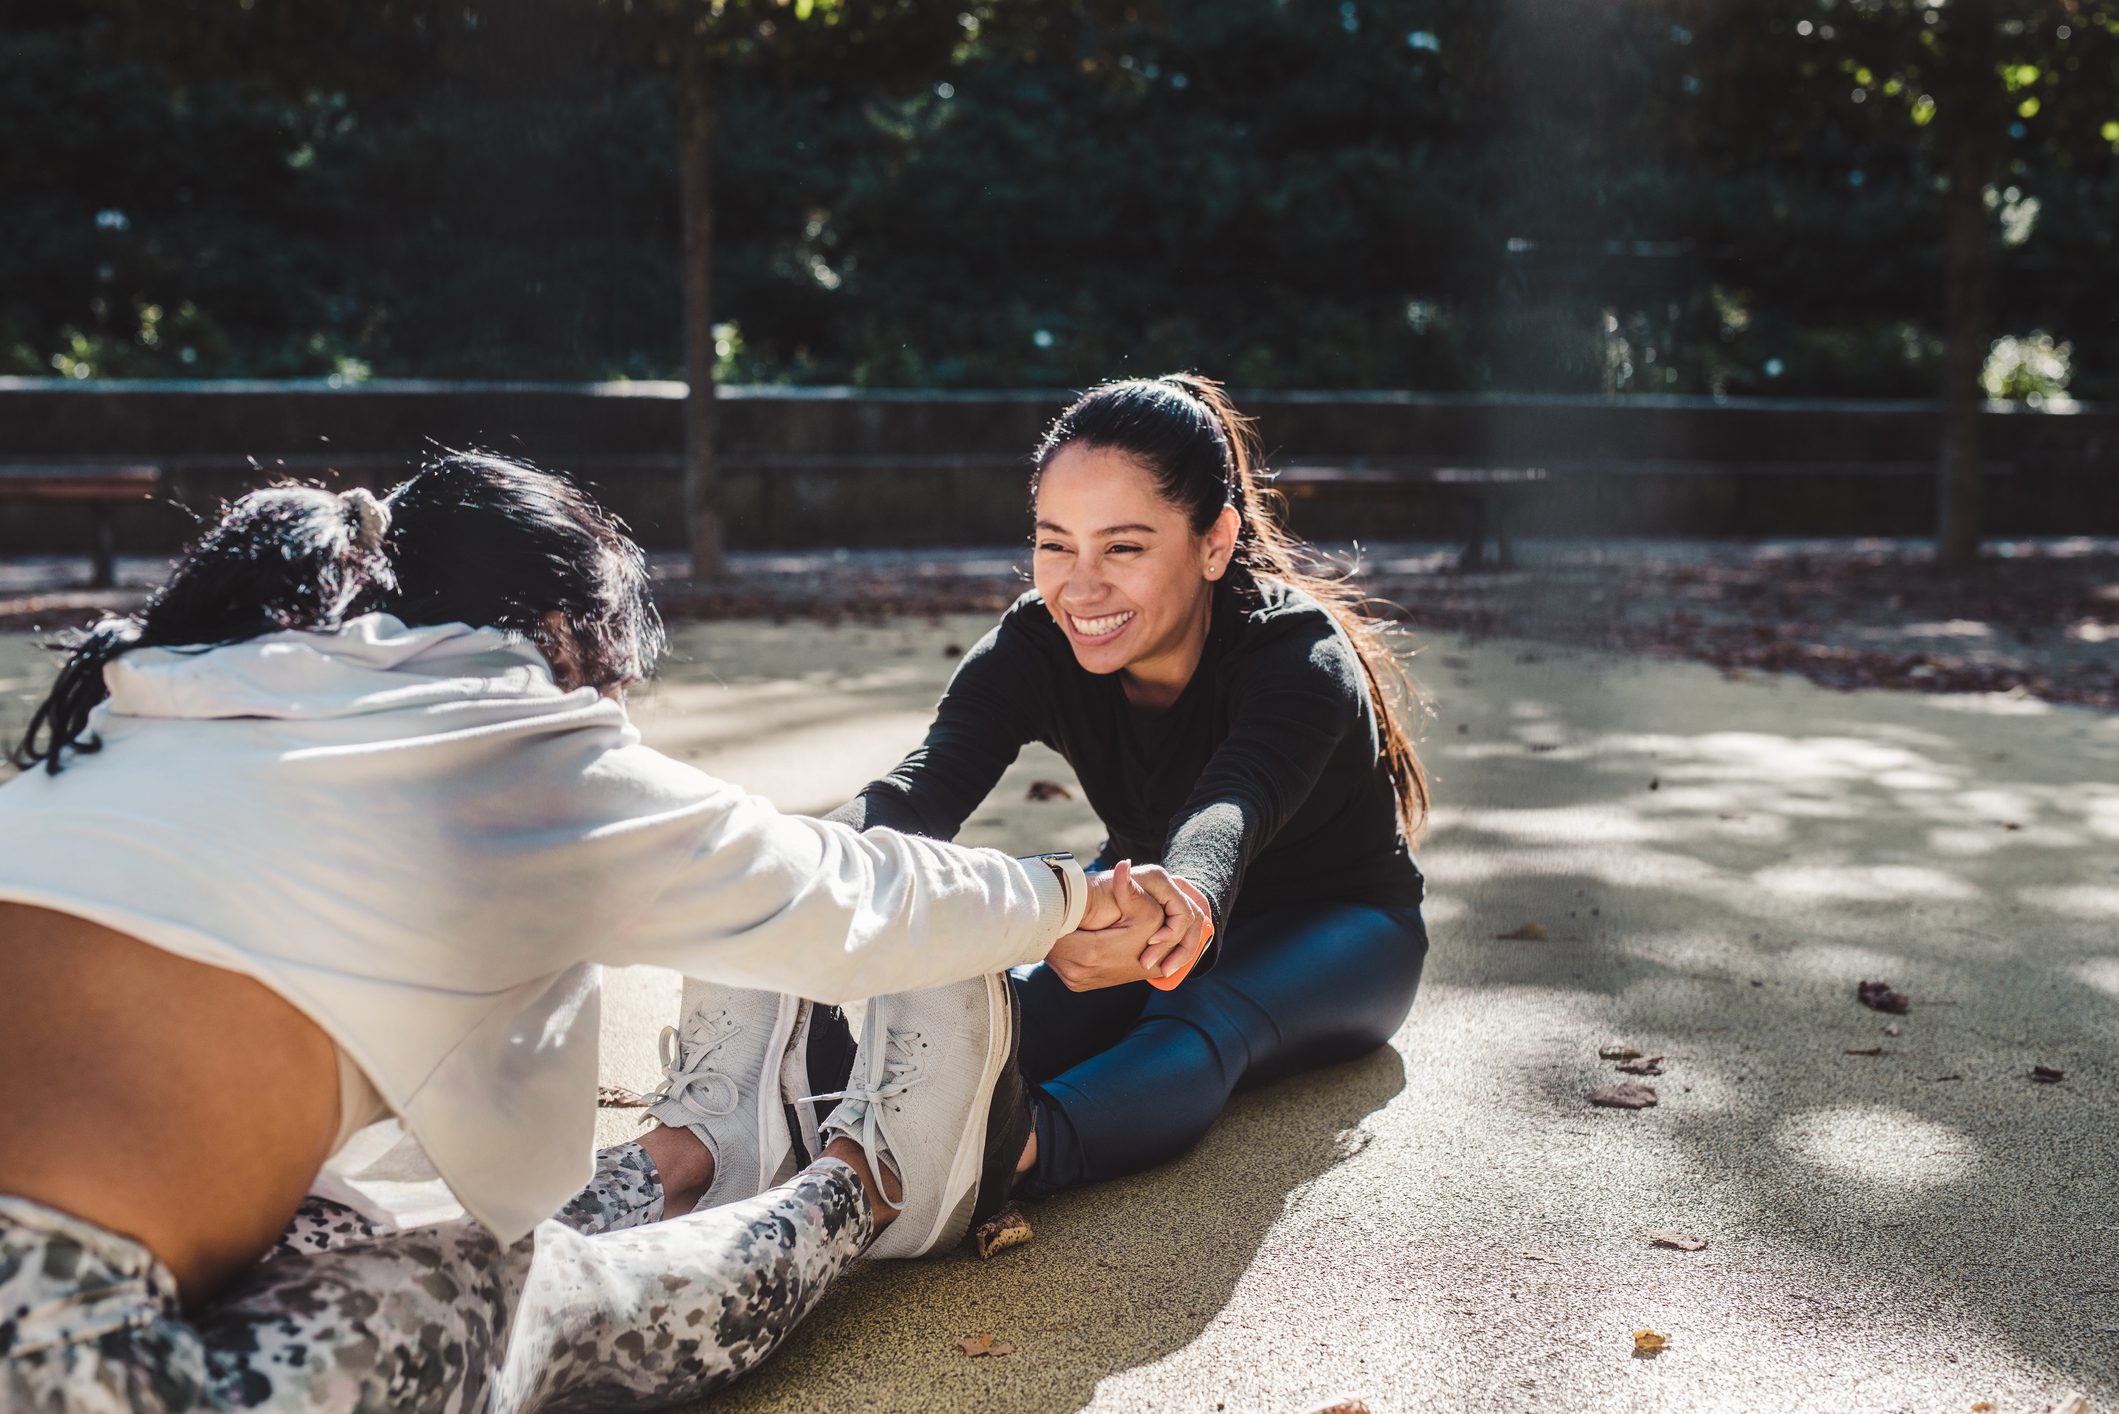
left=1032, top=443, right=1231, bottom=681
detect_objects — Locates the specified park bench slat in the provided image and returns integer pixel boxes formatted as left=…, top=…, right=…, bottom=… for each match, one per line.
left=0, top=465, right=161, bottom=500
left=0, top=464, right=162, bottom=588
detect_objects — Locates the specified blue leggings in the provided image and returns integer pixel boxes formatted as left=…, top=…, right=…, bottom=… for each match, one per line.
left=1012, top=899, right=1428, bottom=1196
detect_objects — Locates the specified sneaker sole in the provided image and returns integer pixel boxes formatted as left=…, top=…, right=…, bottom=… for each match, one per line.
left=907, top=974, right=1012, bottom=1256
left=966, top=981, right=1031, bottom=1233
left=752, top=993, right=803, bottom=1193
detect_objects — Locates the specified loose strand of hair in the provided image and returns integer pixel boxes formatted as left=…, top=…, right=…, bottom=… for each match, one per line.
left=13, top=485, right=385, bottom=774
left=10, top=619, right=142, bottom=774
left=1185, top=376, right=1433, bottom=839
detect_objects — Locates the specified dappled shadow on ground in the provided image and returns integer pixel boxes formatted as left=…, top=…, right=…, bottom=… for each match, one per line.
left=705, top=1048, right=1408, bottom=1414
left=1376, top=642, right=2119, bottom=1410
left=0, top=607, right=2111, bottom=1409
left=642, top=618, right=2115, bottom=1410
left=685, top=620, right=2117, bottom=1411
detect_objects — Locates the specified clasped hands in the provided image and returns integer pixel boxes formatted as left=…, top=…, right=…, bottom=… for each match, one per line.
left=1046, top=860, right=1212, bottom=992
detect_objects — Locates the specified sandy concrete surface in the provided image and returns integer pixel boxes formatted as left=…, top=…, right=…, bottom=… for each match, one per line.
left=3, top=617, right=2114, bottom=1413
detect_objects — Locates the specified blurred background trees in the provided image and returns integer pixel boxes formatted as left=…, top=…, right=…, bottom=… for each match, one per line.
left=5, top=0, right=2116, bottom=566
left=10, top=0, right=2113, bottom=401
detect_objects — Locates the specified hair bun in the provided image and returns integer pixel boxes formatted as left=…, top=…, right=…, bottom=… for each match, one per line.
left=342, top=487, right=391, bottom=552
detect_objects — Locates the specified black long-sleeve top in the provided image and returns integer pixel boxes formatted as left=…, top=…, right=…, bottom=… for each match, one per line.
left=826, top=574, right=1424, bottom=971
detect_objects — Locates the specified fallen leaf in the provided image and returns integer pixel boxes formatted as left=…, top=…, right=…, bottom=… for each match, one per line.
left=1632, top=1328, right=1669, bottom=1357
left=973, top=1204, right=1034, bottom=1259
left=2031, top=1064, right=2066, bottom=1084
left=1590, top=1082, right=1659, bottom=1110
left=1026, top=780, right=1074, bottom=801
left=595, top=1085, right=648, bottom=1109
left=1301, top=1401, right=1373, bottom=1414
left=1648, top=1230, right=1708, bottom=1252
left=1844, top=1047, right=1886, bottom=1057
left=1883, top=1022, right=1902, bottom=1037
left=1972, top=1402, right=1995, bottom=1412
left=1857, top=979, right=1911, bottom=1014
left=1599, top=1042, right=1644, bottom=1060
left=2048, top=1393, right=2091, bottom=1414
left=959, top=1333, right=1014, bottom=1358
left=1494, top=921, right=1549, bottom=941
left=1616, top=1057, right=1666, bottom=1076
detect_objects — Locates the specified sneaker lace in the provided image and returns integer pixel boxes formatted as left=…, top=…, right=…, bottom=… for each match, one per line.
left=804, top=1027, right=924, bottom=1167
left=647, top=1012, right=741, bottom=1121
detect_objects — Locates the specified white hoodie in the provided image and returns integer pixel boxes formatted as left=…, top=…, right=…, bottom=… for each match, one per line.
left=0, top=614, right=1083, bottom=1244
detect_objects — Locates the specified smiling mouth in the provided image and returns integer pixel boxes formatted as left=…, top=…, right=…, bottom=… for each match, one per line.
left=1068, top=610, right=1136, bottom=640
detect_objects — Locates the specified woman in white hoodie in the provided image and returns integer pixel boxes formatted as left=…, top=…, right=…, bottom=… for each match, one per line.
left=0, top=452, right=1205, bottom=1411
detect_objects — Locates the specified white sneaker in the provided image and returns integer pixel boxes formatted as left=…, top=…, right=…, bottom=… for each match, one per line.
left=814, top=975, right=1033, bottom=1259
left=645, top=987, right=806, bottom=1211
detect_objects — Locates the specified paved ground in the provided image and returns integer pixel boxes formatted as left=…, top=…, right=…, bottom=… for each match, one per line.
left=2, top=613, right=2114, bottom=1413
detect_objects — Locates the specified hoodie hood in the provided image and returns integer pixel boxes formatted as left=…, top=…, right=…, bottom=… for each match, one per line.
left=102, top=613, right=571, bottom=722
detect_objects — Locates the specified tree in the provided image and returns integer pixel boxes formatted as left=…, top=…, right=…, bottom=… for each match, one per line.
left=611, top=0, right=971, bottom=578
left=1738, top=0, right=2119, bottom=563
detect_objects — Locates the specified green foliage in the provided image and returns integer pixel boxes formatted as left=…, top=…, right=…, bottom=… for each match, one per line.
left=6, top=0, right=2118, bottom=396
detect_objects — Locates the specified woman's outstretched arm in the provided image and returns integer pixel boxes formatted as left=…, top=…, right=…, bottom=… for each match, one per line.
left=616, top=781, right=1088, bottom=1006
left=1155, top=617, right=1365, bottom=967
left=825, top=616, right=1049, bottom=839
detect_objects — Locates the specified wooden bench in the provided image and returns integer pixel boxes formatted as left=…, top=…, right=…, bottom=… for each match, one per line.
left=1275, top=457, right=2015, bottom=570
left=0, top=465, right=162, bottom=588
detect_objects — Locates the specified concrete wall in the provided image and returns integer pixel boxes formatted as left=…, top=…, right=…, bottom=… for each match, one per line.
left=0, top=379, right=2112, bottom=552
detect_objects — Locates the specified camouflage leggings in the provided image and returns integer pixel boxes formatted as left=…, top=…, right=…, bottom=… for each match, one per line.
left=0, top=1144, right=874, bottom=1412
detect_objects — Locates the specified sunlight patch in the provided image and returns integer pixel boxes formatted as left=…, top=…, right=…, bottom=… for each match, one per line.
left=1753, top=864, right=1977, bottom=902
left=2073, top=958, right=2119, bottom=1002
left=1777, top=1106, right=1982, bottom=1189
left=1444, top=806, right=1660, bottom=844
left=1874, top=768, right=1956, bottom=792
left=2016, top=885, right=2119, bottom=920
left=1922, top=693, right=2054, bottom=717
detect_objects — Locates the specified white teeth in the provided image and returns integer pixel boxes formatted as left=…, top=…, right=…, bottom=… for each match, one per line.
left=1069, top=610, right=1135, bottom=637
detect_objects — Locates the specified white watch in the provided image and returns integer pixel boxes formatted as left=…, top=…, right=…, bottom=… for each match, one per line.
left=1024, top=851, right=1087, bottom=931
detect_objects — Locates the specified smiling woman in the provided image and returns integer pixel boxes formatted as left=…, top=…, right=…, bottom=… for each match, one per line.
left=828, top=373, right=1433, bottom=1199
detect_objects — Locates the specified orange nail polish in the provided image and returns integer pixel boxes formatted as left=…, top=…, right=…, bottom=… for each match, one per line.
left=1146, top=917, right=1213, bottom=992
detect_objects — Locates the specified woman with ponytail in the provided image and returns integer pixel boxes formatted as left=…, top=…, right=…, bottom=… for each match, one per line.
left=0, top=452, right=1202, bottom=1409
left=830, top=374, right=1430, bottom=1198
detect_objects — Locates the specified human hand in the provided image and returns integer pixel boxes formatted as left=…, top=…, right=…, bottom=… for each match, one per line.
left=1137, top=871, right=1213, bottom=985
left=1051, top=861, right=1211, bottom=991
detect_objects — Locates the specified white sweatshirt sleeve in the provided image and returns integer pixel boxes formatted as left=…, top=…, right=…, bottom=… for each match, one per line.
left=613, top=784, right=1088, bottom=1006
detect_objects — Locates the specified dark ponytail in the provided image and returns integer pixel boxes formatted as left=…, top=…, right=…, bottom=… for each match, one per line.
left=1033, top=374, right=1431, bottom=838
left=13, top=452, right=662, bottom=776
left=13, top=485, right=392, bottom=774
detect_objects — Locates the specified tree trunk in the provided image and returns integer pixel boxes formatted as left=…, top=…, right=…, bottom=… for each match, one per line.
left=1935, top=5, right=1995, bottom=567
left=677, top=41, right=724, bottom=579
